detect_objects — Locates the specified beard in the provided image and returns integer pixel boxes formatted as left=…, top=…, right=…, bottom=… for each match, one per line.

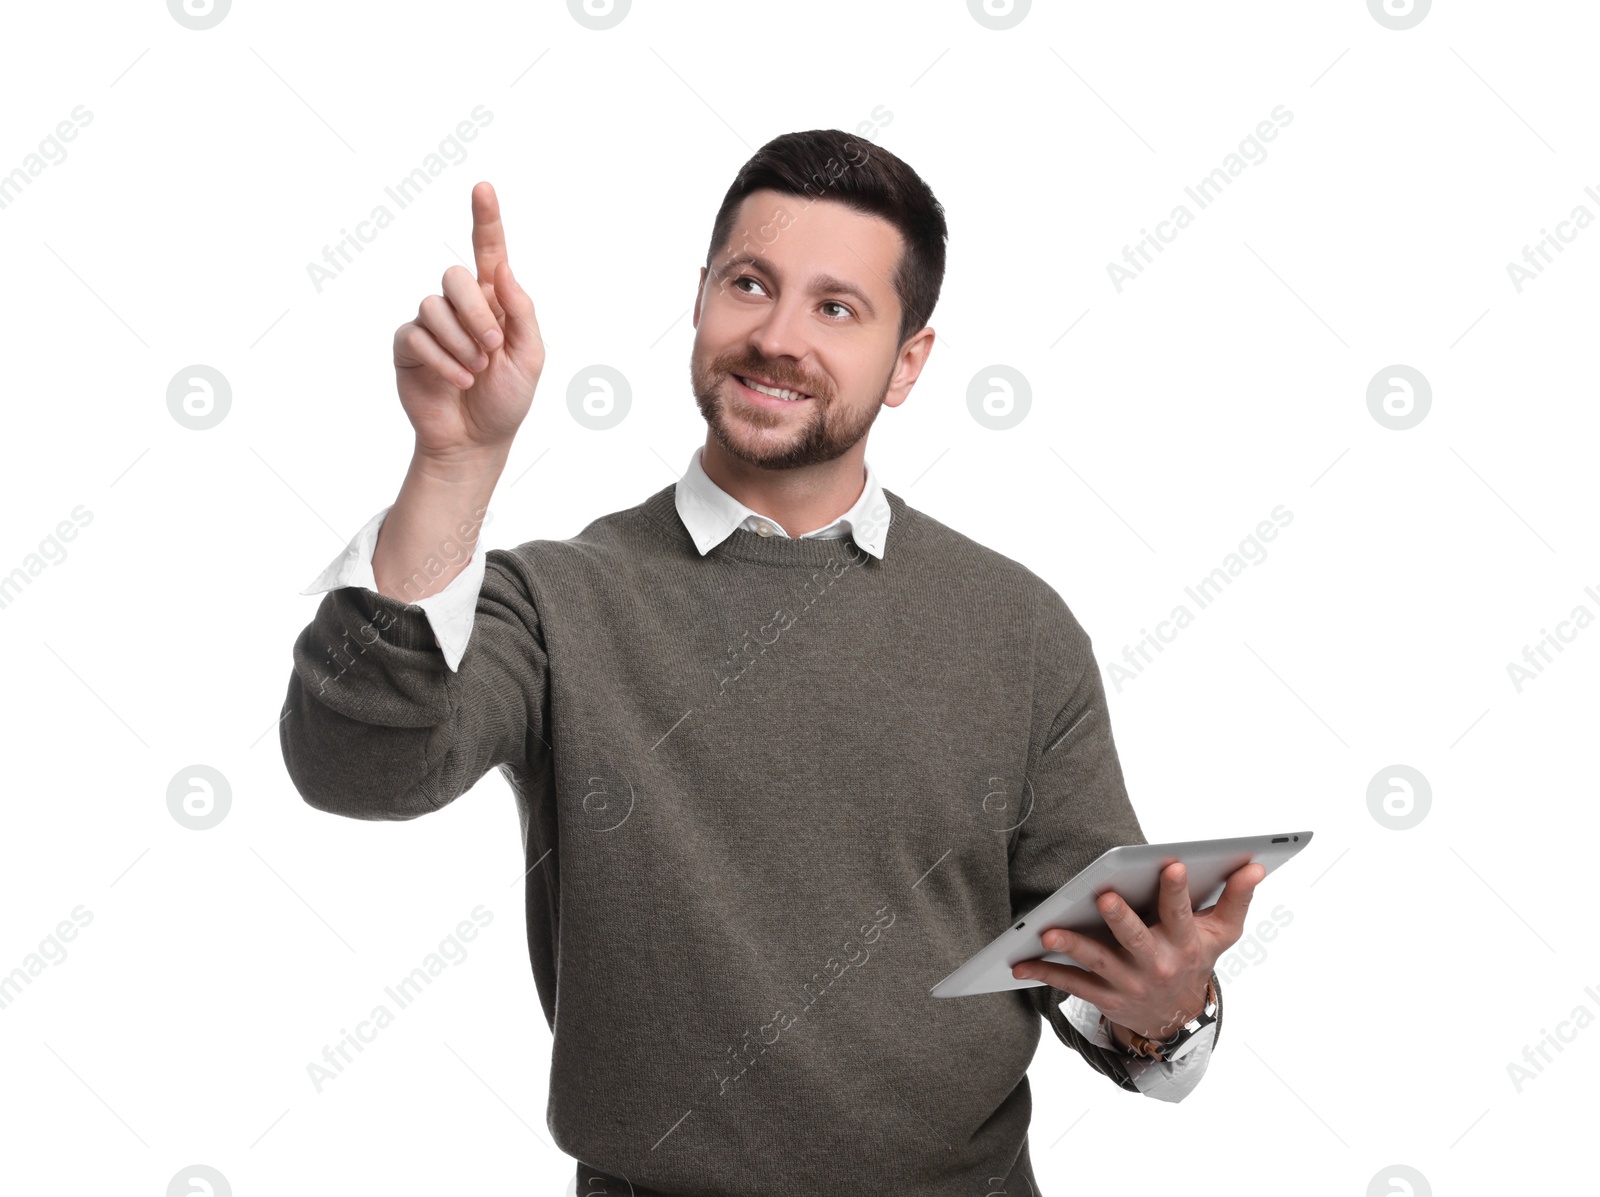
left=690, top=348, right=887, bottom=470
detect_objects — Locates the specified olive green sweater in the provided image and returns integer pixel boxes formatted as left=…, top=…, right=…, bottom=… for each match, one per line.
left=279, top=482, right=1219, bottom=1195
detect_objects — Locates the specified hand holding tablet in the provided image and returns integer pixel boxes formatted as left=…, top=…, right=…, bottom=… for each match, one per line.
left=930, top=832, right=1312, bottom=1047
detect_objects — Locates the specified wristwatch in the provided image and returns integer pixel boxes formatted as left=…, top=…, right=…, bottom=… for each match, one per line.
left=1101, top=974, right=1219, bottom=1063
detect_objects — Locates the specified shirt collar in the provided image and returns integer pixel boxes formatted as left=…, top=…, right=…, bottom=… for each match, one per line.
left=674, top=445, right=890, bottom=559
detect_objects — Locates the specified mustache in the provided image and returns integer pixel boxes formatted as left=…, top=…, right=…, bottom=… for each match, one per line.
left=723, top=362, right=822, bottom=398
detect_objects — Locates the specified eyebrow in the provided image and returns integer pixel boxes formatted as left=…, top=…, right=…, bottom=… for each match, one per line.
left=713, top=252, right=880, bottom=321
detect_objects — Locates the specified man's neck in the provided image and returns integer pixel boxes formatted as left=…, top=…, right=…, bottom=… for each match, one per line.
left=699, top=439, right=868, bottom=537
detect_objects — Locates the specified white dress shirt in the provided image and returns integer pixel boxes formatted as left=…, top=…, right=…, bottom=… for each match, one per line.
left=302, top=443, right=1216, bottom=1100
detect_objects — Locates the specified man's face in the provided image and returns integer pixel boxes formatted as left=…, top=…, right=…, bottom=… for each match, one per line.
left=690, top=188, right=923, bottom=470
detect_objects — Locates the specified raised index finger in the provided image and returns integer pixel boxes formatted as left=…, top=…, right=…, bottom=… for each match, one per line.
left=471, top=181, right=509, bottom=285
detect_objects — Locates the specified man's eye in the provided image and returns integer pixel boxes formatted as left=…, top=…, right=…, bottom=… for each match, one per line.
left=821, top=301, right=853, bottom=320
left=733, top=276, right=766, bottom=295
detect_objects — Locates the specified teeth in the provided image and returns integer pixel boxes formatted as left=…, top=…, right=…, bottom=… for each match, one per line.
left=740, top=376, right=809, bottom=402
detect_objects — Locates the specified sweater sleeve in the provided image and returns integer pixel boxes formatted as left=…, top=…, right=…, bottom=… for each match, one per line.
left=299, top=506, right=488, bottom=672
left=1011, top=587, right=1149, bottom=1092
left=279, top=548, right=551, bottom=820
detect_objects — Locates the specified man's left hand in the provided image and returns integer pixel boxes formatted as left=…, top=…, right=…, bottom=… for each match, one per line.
left=1011, top=860, right=1265, bottom=1041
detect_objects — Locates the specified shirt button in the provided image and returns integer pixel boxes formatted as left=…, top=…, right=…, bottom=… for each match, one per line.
left=756, top=522, right=773, bottom=537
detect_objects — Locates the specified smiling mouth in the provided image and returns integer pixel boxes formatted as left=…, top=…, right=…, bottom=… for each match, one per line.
left=734, top=374, right=813, bottom=402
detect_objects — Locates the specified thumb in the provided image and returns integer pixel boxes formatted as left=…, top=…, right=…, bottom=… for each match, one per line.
left=494, top=258, right=543, bottom=367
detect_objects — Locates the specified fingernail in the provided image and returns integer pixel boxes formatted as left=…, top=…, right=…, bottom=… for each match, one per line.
left=482, top=328, right=502, bottom=349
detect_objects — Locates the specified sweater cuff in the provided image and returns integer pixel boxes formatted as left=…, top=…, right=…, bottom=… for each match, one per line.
left=301, top=505, right=487, bottom=670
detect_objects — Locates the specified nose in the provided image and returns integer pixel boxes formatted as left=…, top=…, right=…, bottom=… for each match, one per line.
left=747, top=293, right=812, bottom=369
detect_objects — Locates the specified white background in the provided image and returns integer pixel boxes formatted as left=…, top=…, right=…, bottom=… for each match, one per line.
left=1, top=1, right=1594, bottom=1193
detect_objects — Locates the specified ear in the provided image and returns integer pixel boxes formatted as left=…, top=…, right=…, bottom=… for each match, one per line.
left=882, top=325, right=937, bottom=410
left=693, top=266, right=708, bottom=328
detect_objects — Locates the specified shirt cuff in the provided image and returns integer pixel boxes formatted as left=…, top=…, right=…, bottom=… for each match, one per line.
left=300, top=506, right=486, bottom=672
left=1063, top=993, right=1216, bottom=1103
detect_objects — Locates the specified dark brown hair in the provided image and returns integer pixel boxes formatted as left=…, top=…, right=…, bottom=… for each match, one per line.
left=704, top=129, right=948, bottom=349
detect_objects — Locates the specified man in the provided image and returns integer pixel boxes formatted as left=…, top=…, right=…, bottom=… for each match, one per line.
left=281, top=129, right=1264, bottom=1195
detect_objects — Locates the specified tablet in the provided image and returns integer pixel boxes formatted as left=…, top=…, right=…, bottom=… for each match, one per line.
left=929, top=830, right=1313, bottom=998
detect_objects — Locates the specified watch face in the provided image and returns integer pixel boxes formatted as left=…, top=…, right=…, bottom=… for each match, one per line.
left=1163, top=1037, right=1195, bottom=1062
left=1165, top=1013, right=1217, bottom=1061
